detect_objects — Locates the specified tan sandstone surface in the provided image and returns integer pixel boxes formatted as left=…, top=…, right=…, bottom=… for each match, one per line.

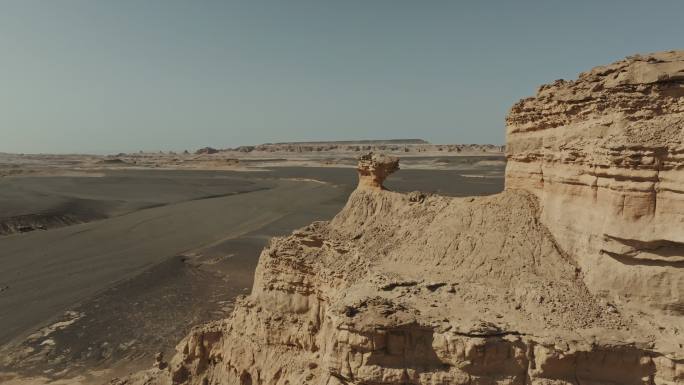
left=506, top=50, right=684, bottom=317
left=114, top=52, right=683, bottom=385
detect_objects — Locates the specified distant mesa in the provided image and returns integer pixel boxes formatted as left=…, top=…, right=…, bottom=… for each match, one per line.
left=222, top=139, right=504, bottom=154
left=233, top=146, right=255, bottom=153
left=186, top=140, right=504, bottom=157
left=263, top=138, right=429, bottom=145
left=98, top=158, right=127, bottom=165
left=194, top=147, right=219, bottom=155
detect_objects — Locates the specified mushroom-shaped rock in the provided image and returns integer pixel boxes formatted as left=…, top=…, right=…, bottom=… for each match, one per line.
left=356, top=152, right=399, bottom=190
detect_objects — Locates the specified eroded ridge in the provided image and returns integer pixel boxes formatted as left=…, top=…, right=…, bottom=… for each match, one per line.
left=115, top=51, right=684, bottom=385
left=119, top=161, right=681, bottom=385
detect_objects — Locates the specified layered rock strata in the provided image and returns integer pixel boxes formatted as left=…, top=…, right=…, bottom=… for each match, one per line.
left=356, top=153, right=399, bottom=189
left=116, top=52, right=684, bottom=385
left=506, top=50, right=684, bottom=316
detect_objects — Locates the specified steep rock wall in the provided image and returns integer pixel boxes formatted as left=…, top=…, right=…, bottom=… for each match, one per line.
left=505, top=50, right=684, bottom=315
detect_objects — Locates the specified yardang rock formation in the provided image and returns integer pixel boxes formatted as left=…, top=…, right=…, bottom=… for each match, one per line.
left=116, top=51, right=683, bottom=385
left=506, top=50, right=684, bottom=316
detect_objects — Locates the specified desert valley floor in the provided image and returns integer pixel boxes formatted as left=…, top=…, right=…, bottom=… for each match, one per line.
left=0, top=160, right=505, bottom=383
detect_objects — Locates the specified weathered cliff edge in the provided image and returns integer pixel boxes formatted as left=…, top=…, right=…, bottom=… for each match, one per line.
left=506, top=50, right=684, bottom=316
left=116, top=53, right=684, bottom=385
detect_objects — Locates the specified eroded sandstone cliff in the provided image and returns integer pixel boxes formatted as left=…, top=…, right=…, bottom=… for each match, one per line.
left=115, top=52, right=684, bottom=385
left=506, top=50, right=684, bottom=317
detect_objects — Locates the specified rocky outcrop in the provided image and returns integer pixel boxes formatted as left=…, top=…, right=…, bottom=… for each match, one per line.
left=224, top=141, right=504, bottom=155
left=195, top=147, right=219, bottom=155
left=356, top=153, right=399, bottom=189
left=506, top=50, right=684, bottom=316
left=115, top=52, right=684, bottom=385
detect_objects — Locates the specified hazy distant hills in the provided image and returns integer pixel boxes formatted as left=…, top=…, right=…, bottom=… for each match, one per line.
left=263, top=139, right=429, bottom=145
left=221, top=139, right=504, bottom=155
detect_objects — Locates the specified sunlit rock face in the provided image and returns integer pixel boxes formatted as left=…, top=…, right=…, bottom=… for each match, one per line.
left=505, top=50, right=684, bottom=315
left=356, top=152, right=399, bottom=190
left=115, top=52, right=684, bottom=385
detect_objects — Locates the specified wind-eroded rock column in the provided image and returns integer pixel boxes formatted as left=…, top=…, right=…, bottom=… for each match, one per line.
left=356, top=152, right=399, bottom=190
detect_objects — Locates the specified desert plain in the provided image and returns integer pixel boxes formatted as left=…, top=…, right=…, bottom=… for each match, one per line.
left=0, top=144, right=505, bottom=384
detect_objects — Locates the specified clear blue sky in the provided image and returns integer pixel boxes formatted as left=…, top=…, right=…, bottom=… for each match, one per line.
left=1, top=1, right=682, bottom=154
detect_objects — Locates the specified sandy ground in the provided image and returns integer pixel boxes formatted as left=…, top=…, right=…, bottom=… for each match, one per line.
left=0, top=176, right=334, bottom=344
left=0, top=171, right=274, bottom=235
left=0, top=164, right=504, bottom=383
